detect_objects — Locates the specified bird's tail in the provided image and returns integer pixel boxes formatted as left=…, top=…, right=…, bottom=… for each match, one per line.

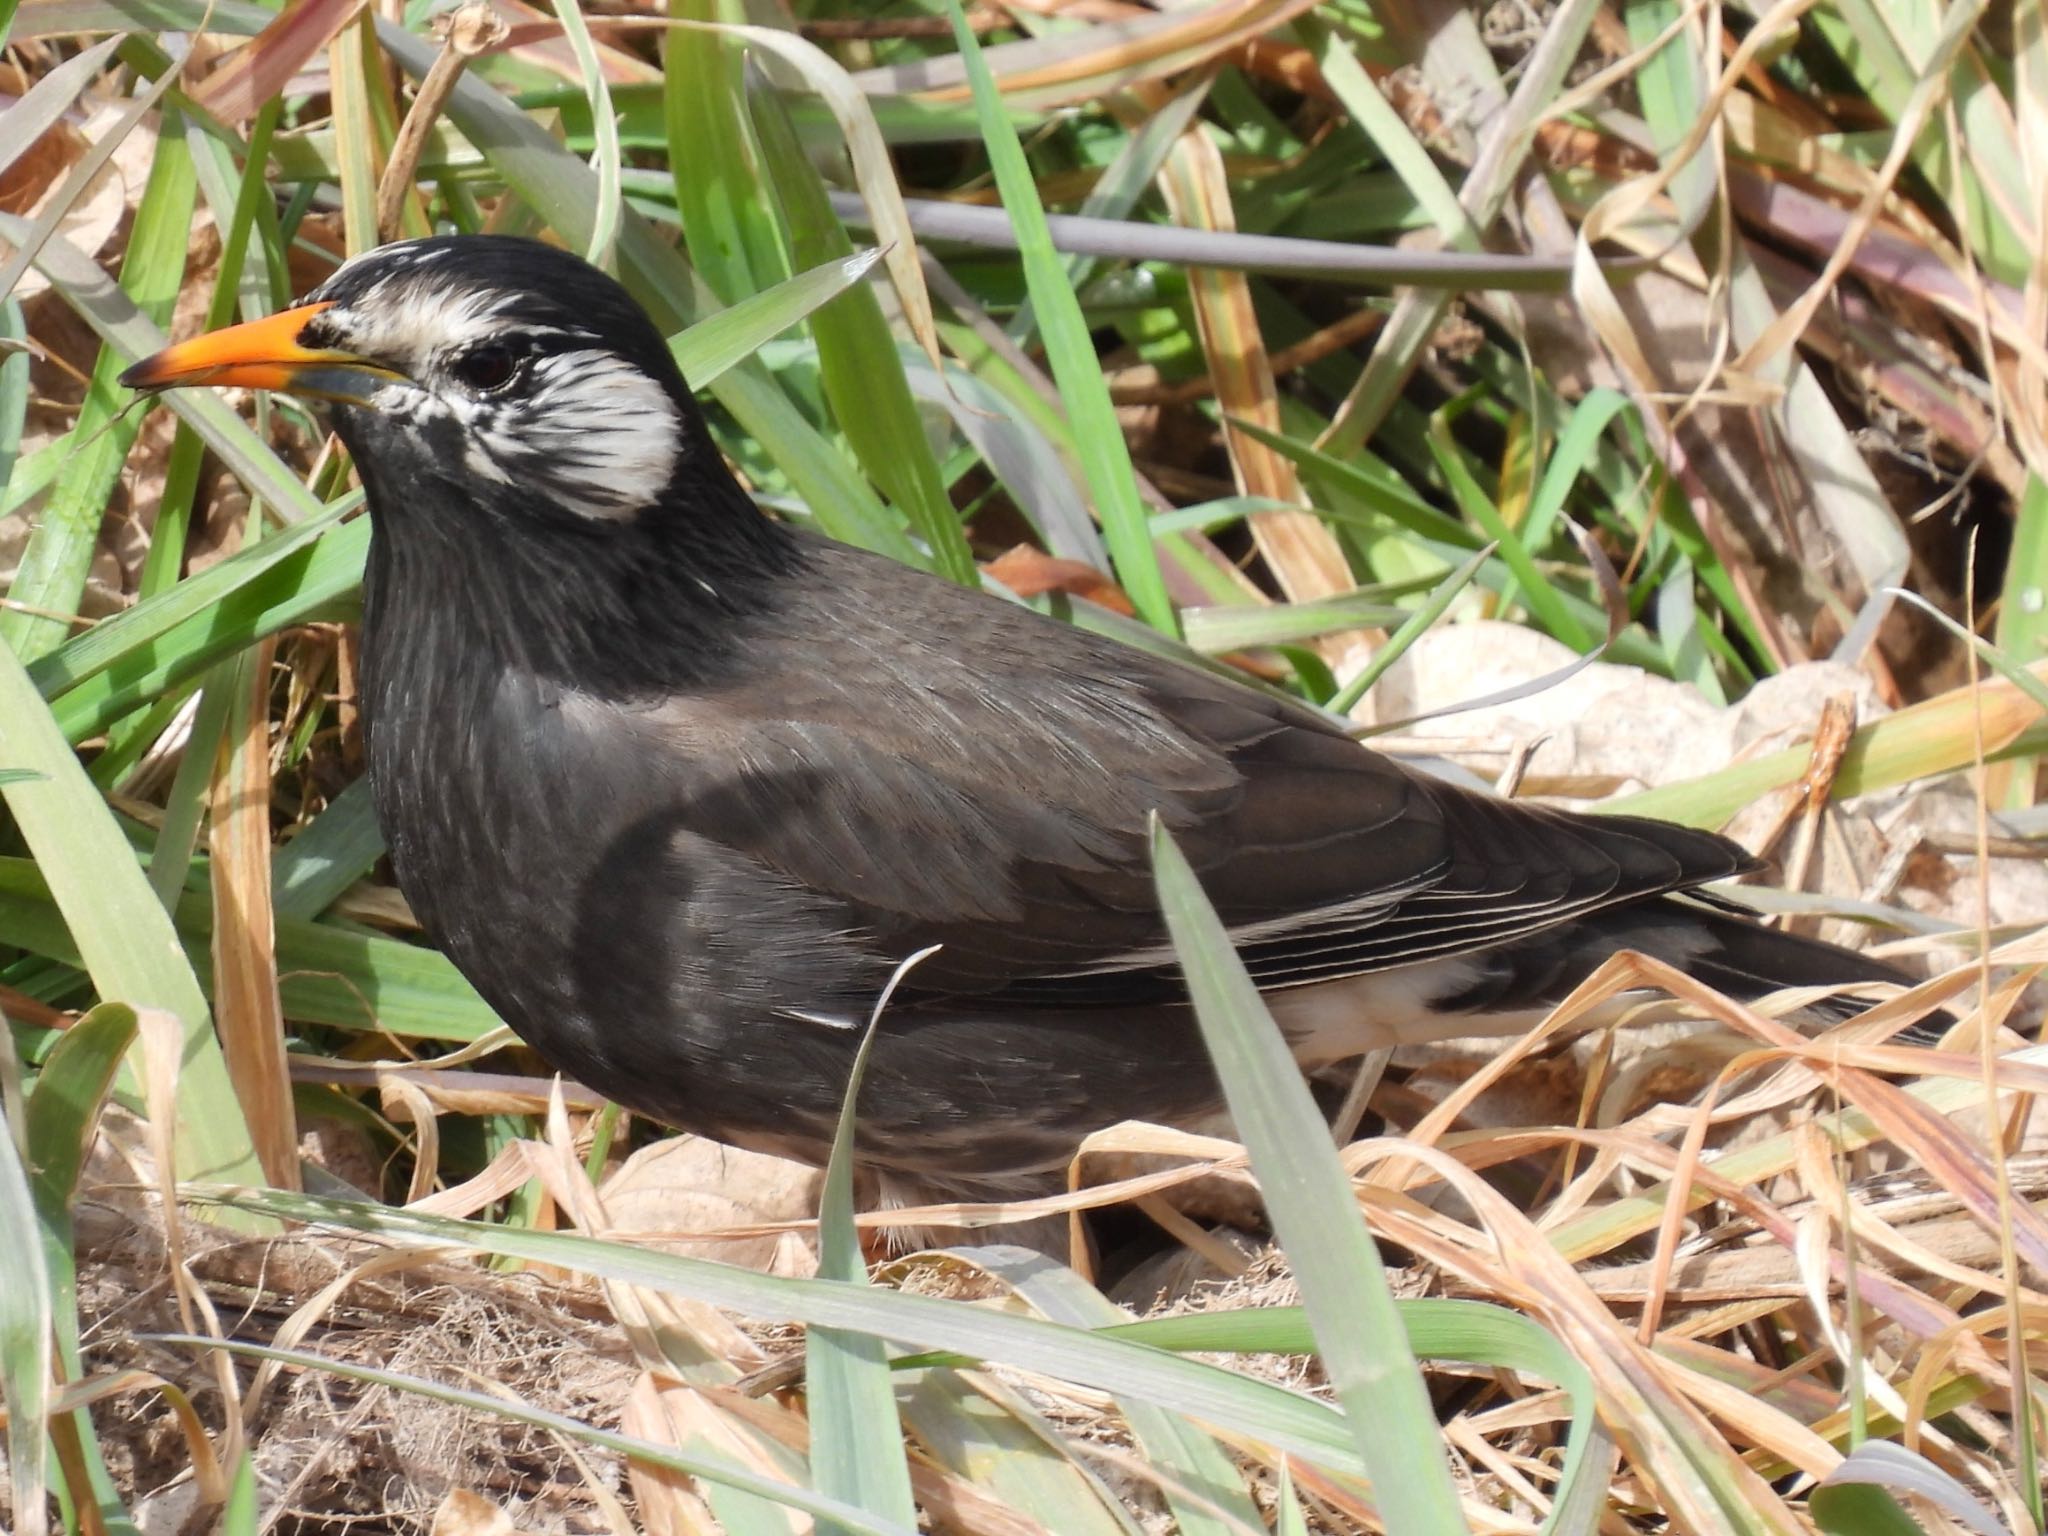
left=1654, top=909, right=1941, bottom=1028
left=1438, top=896, right=1949, bottom=1039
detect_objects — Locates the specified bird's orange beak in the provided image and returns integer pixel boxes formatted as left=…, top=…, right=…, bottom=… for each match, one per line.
left=120, top=301, right=402, bottom=404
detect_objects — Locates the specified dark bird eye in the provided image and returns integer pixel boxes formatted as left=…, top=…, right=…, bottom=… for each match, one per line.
left=451, top=342, right=522, bottom=394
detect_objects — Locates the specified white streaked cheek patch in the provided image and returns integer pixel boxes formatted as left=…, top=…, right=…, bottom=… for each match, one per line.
left=469, top=351, right=683, bottom=520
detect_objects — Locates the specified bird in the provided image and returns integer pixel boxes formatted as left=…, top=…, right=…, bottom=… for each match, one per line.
left=122, top=234, right=1933, bottom=1215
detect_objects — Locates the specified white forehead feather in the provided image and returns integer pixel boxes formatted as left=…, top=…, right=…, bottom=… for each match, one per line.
left=320, top=272, right=542, bottom=367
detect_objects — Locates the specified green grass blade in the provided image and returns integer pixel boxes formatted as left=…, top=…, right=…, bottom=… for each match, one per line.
left=150, top=103, right=289, bottom=611
left=1315, top=0, right=1601, bottom=457
left=0, top=858, right=503, bottom=1043
left=672, top=247, right=884, bottom=391
left=41, top=512, right=367, bottom=745
left=662, top=1, right=786, bottom=302
left=1005, top=72, right=1213, bottom=350
left=0, top=644, right=261, bottom=1185
left=0, top=212, right=324, bottom=522
left=145, top=678, right=234, bottom=910
left=1229, top=414, right=1476, bottom=549
left=373, top=18, right=920, bottom=566
left=9, top=1001, right=149, bottom=1534
left=1297, top=15, right=1472, bottom=243
left=1426, top=412, right=1590, bottom=649
left=271, top=778, right=384, bottom=920
left=0, top=297, right=26, bottom=492
left=190, top=1183, right=1380, bottom=1479
left=1181, top=592, right=1407, bottom=653
left=1328, top=540, right=1494, bottom=715
left=1808, top=1487, right=1925, bottom=1536
left=23, top=1002, right=140, bottom=1231
left=899, top=1371, right=1143, bottom=1536
left=943, top=0, right=1173, bottom=633
left=1275, top=1462, right=1310, bottom=1536
left=1995, top=472, right=2048, bottom=804
left=219, top=1450, right=259, bottom=1535
left=1150, top=817, right=1468, bottom=1533
left=328, top=13, right=380, bottom=251
left=1100, top=1299, right=1611, bottom=1536
left=30, top=499, right=352, bottom=701
left=0, top=1056, right=54, bottom=1536
left=1814, top=1443, right=2005, bottom=1536
left=552, top=0, right=619, bottom=270
left=752, top=80, right=976, bottom=585
left=807, top=962, right=924, bottom=1536
left=2, top=113, right=195, bottom=662
left=956, top=1246, right=1265, bottom=1536
left=1888, top=588, right=2048, bottom=716
left=1493, top=385, right=1634, bottom=621
left=680, top=18, right=943, bottom=370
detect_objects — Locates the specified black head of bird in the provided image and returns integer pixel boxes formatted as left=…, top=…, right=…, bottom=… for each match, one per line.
left=123, top=235, right=1936, bottom=1214
left=129, top=238, right=793, bottom=693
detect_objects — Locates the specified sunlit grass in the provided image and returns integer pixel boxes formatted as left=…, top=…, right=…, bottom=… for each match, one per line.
left=1, top=0, right=2044, bottom=1531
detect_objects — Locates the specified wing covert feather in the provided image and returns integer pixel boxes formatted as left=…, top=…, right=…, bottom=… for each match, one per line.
left=597, top=538, right=1752, bottom=1009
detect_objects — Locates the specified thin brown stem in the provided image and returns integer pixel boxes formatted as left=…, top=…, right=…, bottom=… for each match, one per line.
left=1108, top=303, right=1388, bottom=406
left=375, top=1, right=508, bottom=243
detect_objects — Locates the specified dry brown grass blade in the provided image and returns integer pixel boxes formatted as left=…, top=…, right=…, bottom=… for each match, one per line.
left=380, top=1074, right=442, bottom=1206
left=1661, top=1353, right=1843, bottom=1481
left=1733, top=0, right=1994, bottom=376
left=209, top=637, right=298, bottom=1191
left=130, top=1007, right=250, bottom=1490
left=1348, top=1135, right=1814, bottom=1535
left=1562, top=1, right=1904, bottom=643
left=1828, top=1058, right=2048, bottom=1275
left=622, top=1372, right=811, bottom=1531
left=192, top=0, right=366, bottom=124
left=1776, top=690, right=1857, bottom=915
left=1685, top=1024, right=2048, bottom=1299
left=45, top=1369, right=227, bottom=1508
left=523, top=1096, right=772, bottom=1377
left=869, top=0, right=1328, bottom=111
left=1612, top=657, right=2048, bottom=825
left=294, top=1058, right=595, bottom=1117
left=234, top=1242, right=460, bottom=1427
left=1549, top=1065, right=2043, bottom=1290
left=1801, top=1124, right=2041, bottom=1302
left=1901, top=1306, right=2045, bottom=1450
left=708, top=1382, right=1062, bottom=1536
left=1532, top=958, right=2043, bottom=1398
left=405, top=1138, right=539, bottom=1219
left=377, top=2, right=506, bottom=244
left=489, top=0, right=661, bottom=86
left=329, top=13, right=382, bottom=255
left=1156, top=128, right=1353, bottom=611
left=619, top=1373, right=741, bottom=1536
left=1637, top=1059, right=1732, bottom=1351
